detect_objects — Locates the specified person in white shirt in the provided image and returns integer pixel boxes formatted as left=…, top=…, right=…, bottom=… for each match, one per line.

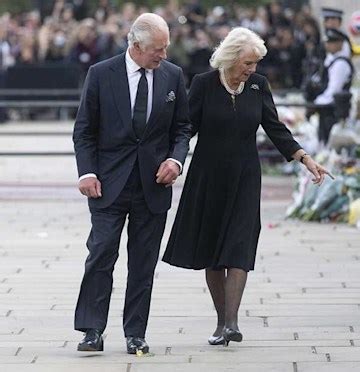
left=314, top=28, right=353, bottom=144
left=0, top=25, right=15, bottom=123
left=321, top=7, right=352, bottom=58
left=73, top=13, right=191, bottom=355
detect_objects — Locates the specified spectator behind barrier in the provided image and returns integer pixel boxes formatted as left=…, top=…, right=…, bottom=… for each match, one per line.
left=0, top=0, right=329, bottom=100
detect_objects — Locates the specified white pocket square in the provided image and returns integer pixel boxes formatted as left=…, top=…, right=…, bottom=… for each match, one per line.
left=165, top=91, right=176, bottom=102
left=250, top=84, right=259, bottom=90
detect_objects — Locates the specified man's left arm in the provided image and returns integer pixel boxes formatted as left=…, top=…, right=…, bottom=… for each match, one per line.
left=156, top=68, right=192, bottom=186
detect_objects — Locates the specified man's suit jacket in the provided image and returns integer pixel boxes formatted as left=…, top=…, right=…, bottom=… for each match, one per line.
left=73, top=52, right=191, bottom=213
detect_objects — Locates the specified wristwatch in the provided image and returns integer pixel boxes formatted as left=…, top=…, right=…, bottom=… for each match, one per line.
left=300, top=153, right=310, bottom=163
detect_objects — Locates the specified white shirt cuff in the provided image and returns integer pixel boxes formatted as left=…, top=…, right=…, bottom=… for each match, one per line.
left=79, top=173, right=97, bottom=181
left=166, top=158, right=183, bottom=173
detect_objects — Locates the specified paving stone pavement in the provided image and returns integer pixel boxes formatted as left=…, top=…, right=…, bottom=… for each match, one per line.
left=0, top=122, right=360, bottom=372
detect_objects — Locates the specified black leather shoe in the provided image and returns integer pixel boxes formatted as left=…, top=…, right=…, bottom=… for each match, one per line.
left=126, top=336, right=149, bottom=354
left=77, top=329, right=104, bottom=351
left=223, top=328, right=243, bottom=347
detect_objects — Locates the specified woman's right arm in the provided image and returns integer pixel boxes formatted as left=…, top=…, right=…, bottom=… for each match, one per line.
left=188, top=74, right=204, bottom=137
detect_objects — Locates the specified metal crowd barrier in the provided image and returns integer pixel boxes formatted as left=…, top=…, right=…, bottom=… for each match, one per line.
left=0, top=92, right=330, bottom=157
left=0, top=89, right=81, bottom=107
left=0, top=88, right=81, bottom=120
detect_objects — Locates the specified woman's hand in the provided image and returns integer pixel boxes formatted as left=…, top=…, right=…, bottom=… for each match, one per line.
left=302, top=155, right=335, bottom=185
left=292, top=150, right=335, bottom=186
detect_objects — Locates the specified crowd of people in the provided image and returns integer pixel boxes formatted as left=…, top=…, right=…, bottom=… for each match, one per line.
left=0, top=0, right=328, bottom=89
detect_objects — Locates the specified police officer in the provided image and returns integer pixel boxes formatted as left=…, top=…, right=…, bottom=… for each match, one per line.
left=321, top=7, right=352, bottom=57
left=314, top=28, right=354, bottom=145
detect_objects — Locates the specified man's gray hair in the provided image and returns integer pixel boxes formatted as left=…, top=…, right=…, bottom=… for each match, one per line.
left=128, top=13, right=169, bottom=48
left=210, top=27, right=267, bottom=70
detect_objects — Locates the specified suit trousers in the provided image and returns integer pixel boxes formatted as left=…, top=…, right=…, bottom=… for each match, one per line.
left=74, top=163, right=167, bottom=337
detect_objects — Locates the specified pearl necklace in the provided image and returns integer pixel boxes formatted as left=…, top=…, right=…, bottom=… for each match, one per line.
left=219, top=68, right=244, bottom=109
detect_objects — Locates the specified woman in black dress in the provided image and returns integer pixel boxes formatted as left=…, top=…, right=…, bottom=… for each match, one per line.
left=162, top=27, right=332, bottom=346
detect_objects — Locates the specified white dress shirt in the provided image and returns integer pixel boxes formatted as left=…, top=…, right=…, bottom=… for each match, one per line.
left=314, top=50, right=352, bottom=106
left=341, top=40, right=352, bottom=59
left=79, top=49, right=182, bottom=182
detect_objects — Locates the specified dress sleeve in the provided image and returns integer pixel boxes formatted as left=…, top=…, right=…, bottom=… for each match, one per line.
left=260, top=77, right=302, bottom=161
left=188, top=74, right=205, bottom=137
left=167, top=67, right=192, bottom=166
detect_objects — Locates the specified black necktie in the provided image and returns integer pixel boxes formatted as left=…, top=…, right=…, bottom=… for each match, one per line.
left=132, top=68, right=148, bottom=139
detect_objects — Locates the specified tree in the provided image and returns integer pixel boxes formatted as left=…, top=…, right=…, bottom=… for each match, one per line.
left=0, top=0, right=271, bottom=16
left=0, top=0, right=33, bottom=15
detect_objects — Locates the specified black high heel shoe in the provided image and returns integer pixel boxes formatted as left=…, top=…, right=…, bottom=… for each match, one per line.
left=222, top=328, right=243, bottom=347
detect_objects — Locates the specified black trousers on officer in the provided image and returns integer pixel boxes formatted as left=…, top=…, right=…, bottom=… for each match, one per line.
left=318, top=105, right=336, bottom=145
left=0, top=71, right=7, bottom=123
left=74, top=163, right=167, bottom=338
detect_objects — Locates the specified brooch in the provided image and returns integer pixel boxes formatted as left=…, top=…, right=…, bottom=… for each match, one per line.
left=250, top=84, right=259, bottom=90
left=165, top=91, right=176, bottom=102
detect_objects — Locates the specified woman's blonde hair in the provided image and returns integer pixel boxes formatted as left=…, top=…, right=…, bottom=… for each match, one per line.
left=210, top=27, right=267, bottom=70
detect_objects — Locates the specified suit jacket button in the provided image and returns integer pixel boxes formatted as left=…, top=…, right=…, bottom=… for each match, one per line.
left=136, top=138, right=140, bottom=142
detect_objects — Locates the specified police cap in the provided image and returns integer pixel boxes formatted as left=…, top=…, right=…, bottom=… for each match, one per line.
left=321, top=7, right=343, bottom=19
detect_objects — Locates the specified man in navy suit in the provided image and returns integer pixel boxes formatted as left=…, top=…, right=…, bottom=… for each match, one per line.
left=73, top=13, right=191, bottom=354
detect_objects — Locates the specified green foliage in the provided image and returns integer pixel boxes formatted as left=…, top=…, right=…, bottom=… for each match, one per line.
left=112, top=0, right=270, bottom=8
left=0, top=0, right=271, bottom=17
left=0, top=0, right=33, bottom=15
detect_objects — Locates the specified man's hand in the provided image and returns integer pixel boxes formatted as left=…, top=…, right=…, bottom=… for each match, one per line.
left=78, top=177, right=102, bottom=198
left=156, top=160, right=181, bottom=187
